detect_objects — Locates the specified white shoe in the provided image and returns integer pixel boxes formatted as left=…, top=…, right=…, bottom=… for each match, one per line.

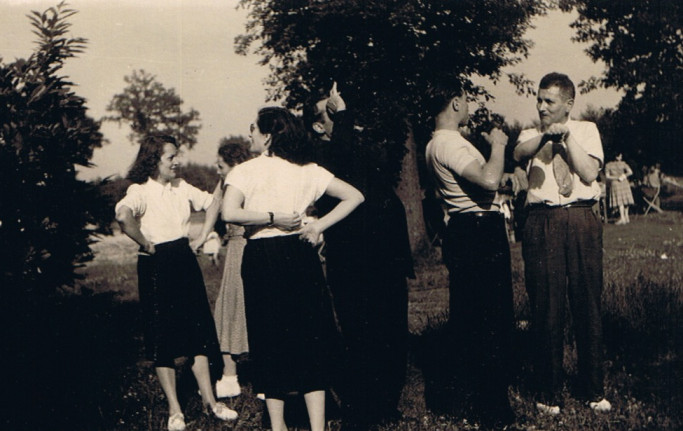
left=210, top=402, right=238, bottom=420
left=256, top=393, right=265, bottom=400
left=167, top=412, right=186, bottom=431
left=536, top=402, right=561, bottom=415
left=589, top=398, right=612, bottom=412
left=216, top=374, right=241, bottom=398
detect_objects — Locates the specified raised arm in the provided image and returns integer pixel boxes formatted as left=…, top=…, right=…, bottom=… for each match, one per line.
left=459, top=128, right=508, bottom=191
left=553, top=124, right=600, bottom=183
left=513, top=134, right=545, bottom=163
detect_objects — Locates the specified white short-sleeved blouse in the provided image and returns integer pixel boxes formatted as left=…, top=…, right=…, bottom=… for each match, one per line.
left=225, top=154, right=334, bottom=239
left=115, top=178, right=214, bottom=244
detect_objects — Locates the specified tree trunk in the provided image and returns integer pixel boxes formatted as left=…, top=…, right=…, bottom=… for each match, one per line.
left=396, top=128, right=429, bottom=257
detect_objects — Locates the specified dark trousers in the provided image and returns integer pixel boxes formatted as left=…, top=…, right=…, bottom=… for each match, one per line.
left=522, top=205, right=605, bottom=402
left=442, top=213, right=514, bottom=415
left=326, top=249, right=408, bottom=426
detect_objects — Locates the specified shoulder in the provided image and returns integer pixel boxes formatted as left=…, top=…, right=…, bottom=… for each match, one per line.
left=125, top=182, right=143, bottom=193
left=123, top=182, right=146, bottom=197
left=518, top=127, right=541, bottom=141
left=173, top=178, right=194, bottom=191
left=568, top=119, right=599, bottom=132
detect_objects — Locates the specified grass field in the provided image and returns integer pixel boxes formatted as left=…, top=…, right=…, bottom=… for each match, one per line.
left=7, top=203, right=682, bottom=431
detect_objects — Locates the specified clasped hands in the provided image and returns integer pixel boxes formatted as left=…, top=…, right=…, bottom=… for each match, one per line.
left=544, top=123, right=570, bottom=145
left=272, top=212, right=323, bottom=246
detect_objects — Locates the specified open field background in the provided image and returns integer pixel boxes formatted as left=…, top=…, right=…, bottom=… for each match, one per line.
left=6, top=192, right=682, bottom=431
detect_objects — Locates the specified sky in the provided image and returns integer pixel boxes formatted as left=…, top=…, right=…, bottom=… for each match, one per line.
left=0, top=0, right=622, bottom=181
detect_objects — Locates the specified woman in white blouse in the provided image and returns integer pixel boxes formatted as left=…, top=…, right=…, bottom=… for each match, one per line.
left=115, top=135, right=237, bottom=431
left=222, top=107, right=364, bottom=431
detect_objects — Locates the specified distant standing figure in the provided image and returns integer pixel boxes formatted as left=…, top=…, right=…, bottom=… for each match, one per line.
left=194, top=142, right=253, bottom=399
left=643, top=162, right=663, bottom=210
left=115, top=135, right=238, bottom=431
left=605, top=153, right=634, bottom=224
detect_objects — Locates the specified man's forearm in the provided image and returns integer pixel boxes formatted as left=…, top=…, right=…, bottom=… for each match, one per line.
left=566, top=135, right=600, bottom=183
left=513, top=135, right=544, bottom=162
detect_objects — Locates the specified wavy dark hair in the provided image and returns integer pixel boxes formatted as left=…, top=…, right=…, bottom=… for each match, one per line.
left=126, top=135, right=178, bottom=184
left=218, top=142, right=251, bottom=167
left=257, top=106, right=312, bottom=165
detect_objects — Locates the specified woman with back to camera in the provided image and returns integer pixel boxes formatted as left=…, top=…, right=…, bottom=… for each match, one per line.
left=221, top=107, right=364, bottom=431
left=194, top=142, right=252, bottom=399
left=115, top=135, right=237, bottom=431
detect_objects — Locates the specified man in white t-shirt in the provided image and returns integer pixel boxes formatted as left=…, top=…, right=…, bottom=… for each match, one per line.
left=425, top=84, right=517, bottom=429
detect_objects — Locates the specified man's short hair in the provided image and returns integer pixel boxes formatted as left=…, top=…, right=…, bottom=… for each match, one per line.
left=539, top=72, right=575, bottom=100
left=425, top=82, right=465, bottom=120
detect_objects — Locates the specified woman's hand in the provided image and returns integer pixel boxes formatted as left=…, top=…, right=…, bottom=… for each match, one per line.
left=189, top=237, right=205, bottom=254
left=273, top=212, right=302, bottom=231
left=141, top=241, right=156, bottom=255
left=299, top=221, right=323, bottom=246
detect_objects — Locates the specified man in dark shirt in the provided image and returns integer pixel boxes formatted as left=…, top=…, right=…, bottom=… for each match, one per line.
left=305, top=83, right=414, bottom=431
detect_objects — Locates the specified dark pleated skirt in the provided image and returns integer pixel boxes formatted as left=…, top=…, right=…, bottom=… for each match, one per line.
left=137, top=238, right=222, bottom=377
left=241, top=234, right=336, bottom=399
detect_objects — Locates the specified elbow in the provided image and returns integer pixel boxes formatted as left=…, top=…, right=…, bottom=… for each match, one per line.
left=356, top=190, right=366, bottom=205
left=512, top=148, right=525, bottom=163
left=582, top=166, right=600, bottom=183
left=482, top=179, right=500, bottom=192
left=115, top=209, right=129, bottom=226
left=583, top=172, right=599, bottom=184
left=221, top=210, right=235, bottom=223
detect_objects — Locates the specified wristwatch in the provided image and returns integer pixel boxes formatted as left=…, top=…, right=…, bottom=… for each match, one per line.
left=267, top=211, right=274, bottom=226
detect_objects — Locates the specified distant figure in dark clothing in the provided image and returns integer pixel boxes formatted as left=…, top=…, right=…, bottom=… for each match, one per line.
left=305, top=82, right=414, bottom=430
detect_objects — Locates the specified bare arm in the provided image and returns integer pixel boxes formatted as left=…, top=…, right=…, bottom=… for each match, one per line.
left=624, top=163, right=633, bottom=178
left=559, top=126, right=600, bottom=183
left=513, top=134, right=545, bottom=163
left=221, top=185, right=302, bottom=229
left=115, top=206, right=154, bottom=254
left=459, top=128, right=507, bottom=191
left=190, top=181, right=223, bottom=252
left=299, top=178, right=364, bottom=245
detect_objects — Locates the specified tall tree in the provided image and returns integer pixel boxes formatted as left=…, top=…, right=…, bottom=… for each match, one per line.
left=236, top=0, right=547, bottom=252
left=562, top=0, right=682, bottom=172
left=104, top=69, right=201, bottom=148
left=0, top=2, right=103, bottom=292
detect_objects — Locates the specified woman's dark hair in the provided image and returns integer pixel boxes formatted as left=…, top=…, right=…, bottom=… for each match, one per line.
left=218, top=142, right=251, bottom=167
left=126, top=135, right=178, bottom=184
left=257, top=106, right=312, bottom=165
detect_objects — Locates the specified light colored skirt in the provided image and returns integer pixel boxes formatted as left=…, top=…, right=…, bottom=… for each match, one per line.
left=214, top=231, right=249, bottom=355
left=609, top=180, right=634, bottom=207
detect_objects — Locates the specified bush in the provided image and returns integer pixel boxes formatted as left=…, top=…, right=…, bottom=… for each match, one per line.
left=0, top=3, right=104, bottom=293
